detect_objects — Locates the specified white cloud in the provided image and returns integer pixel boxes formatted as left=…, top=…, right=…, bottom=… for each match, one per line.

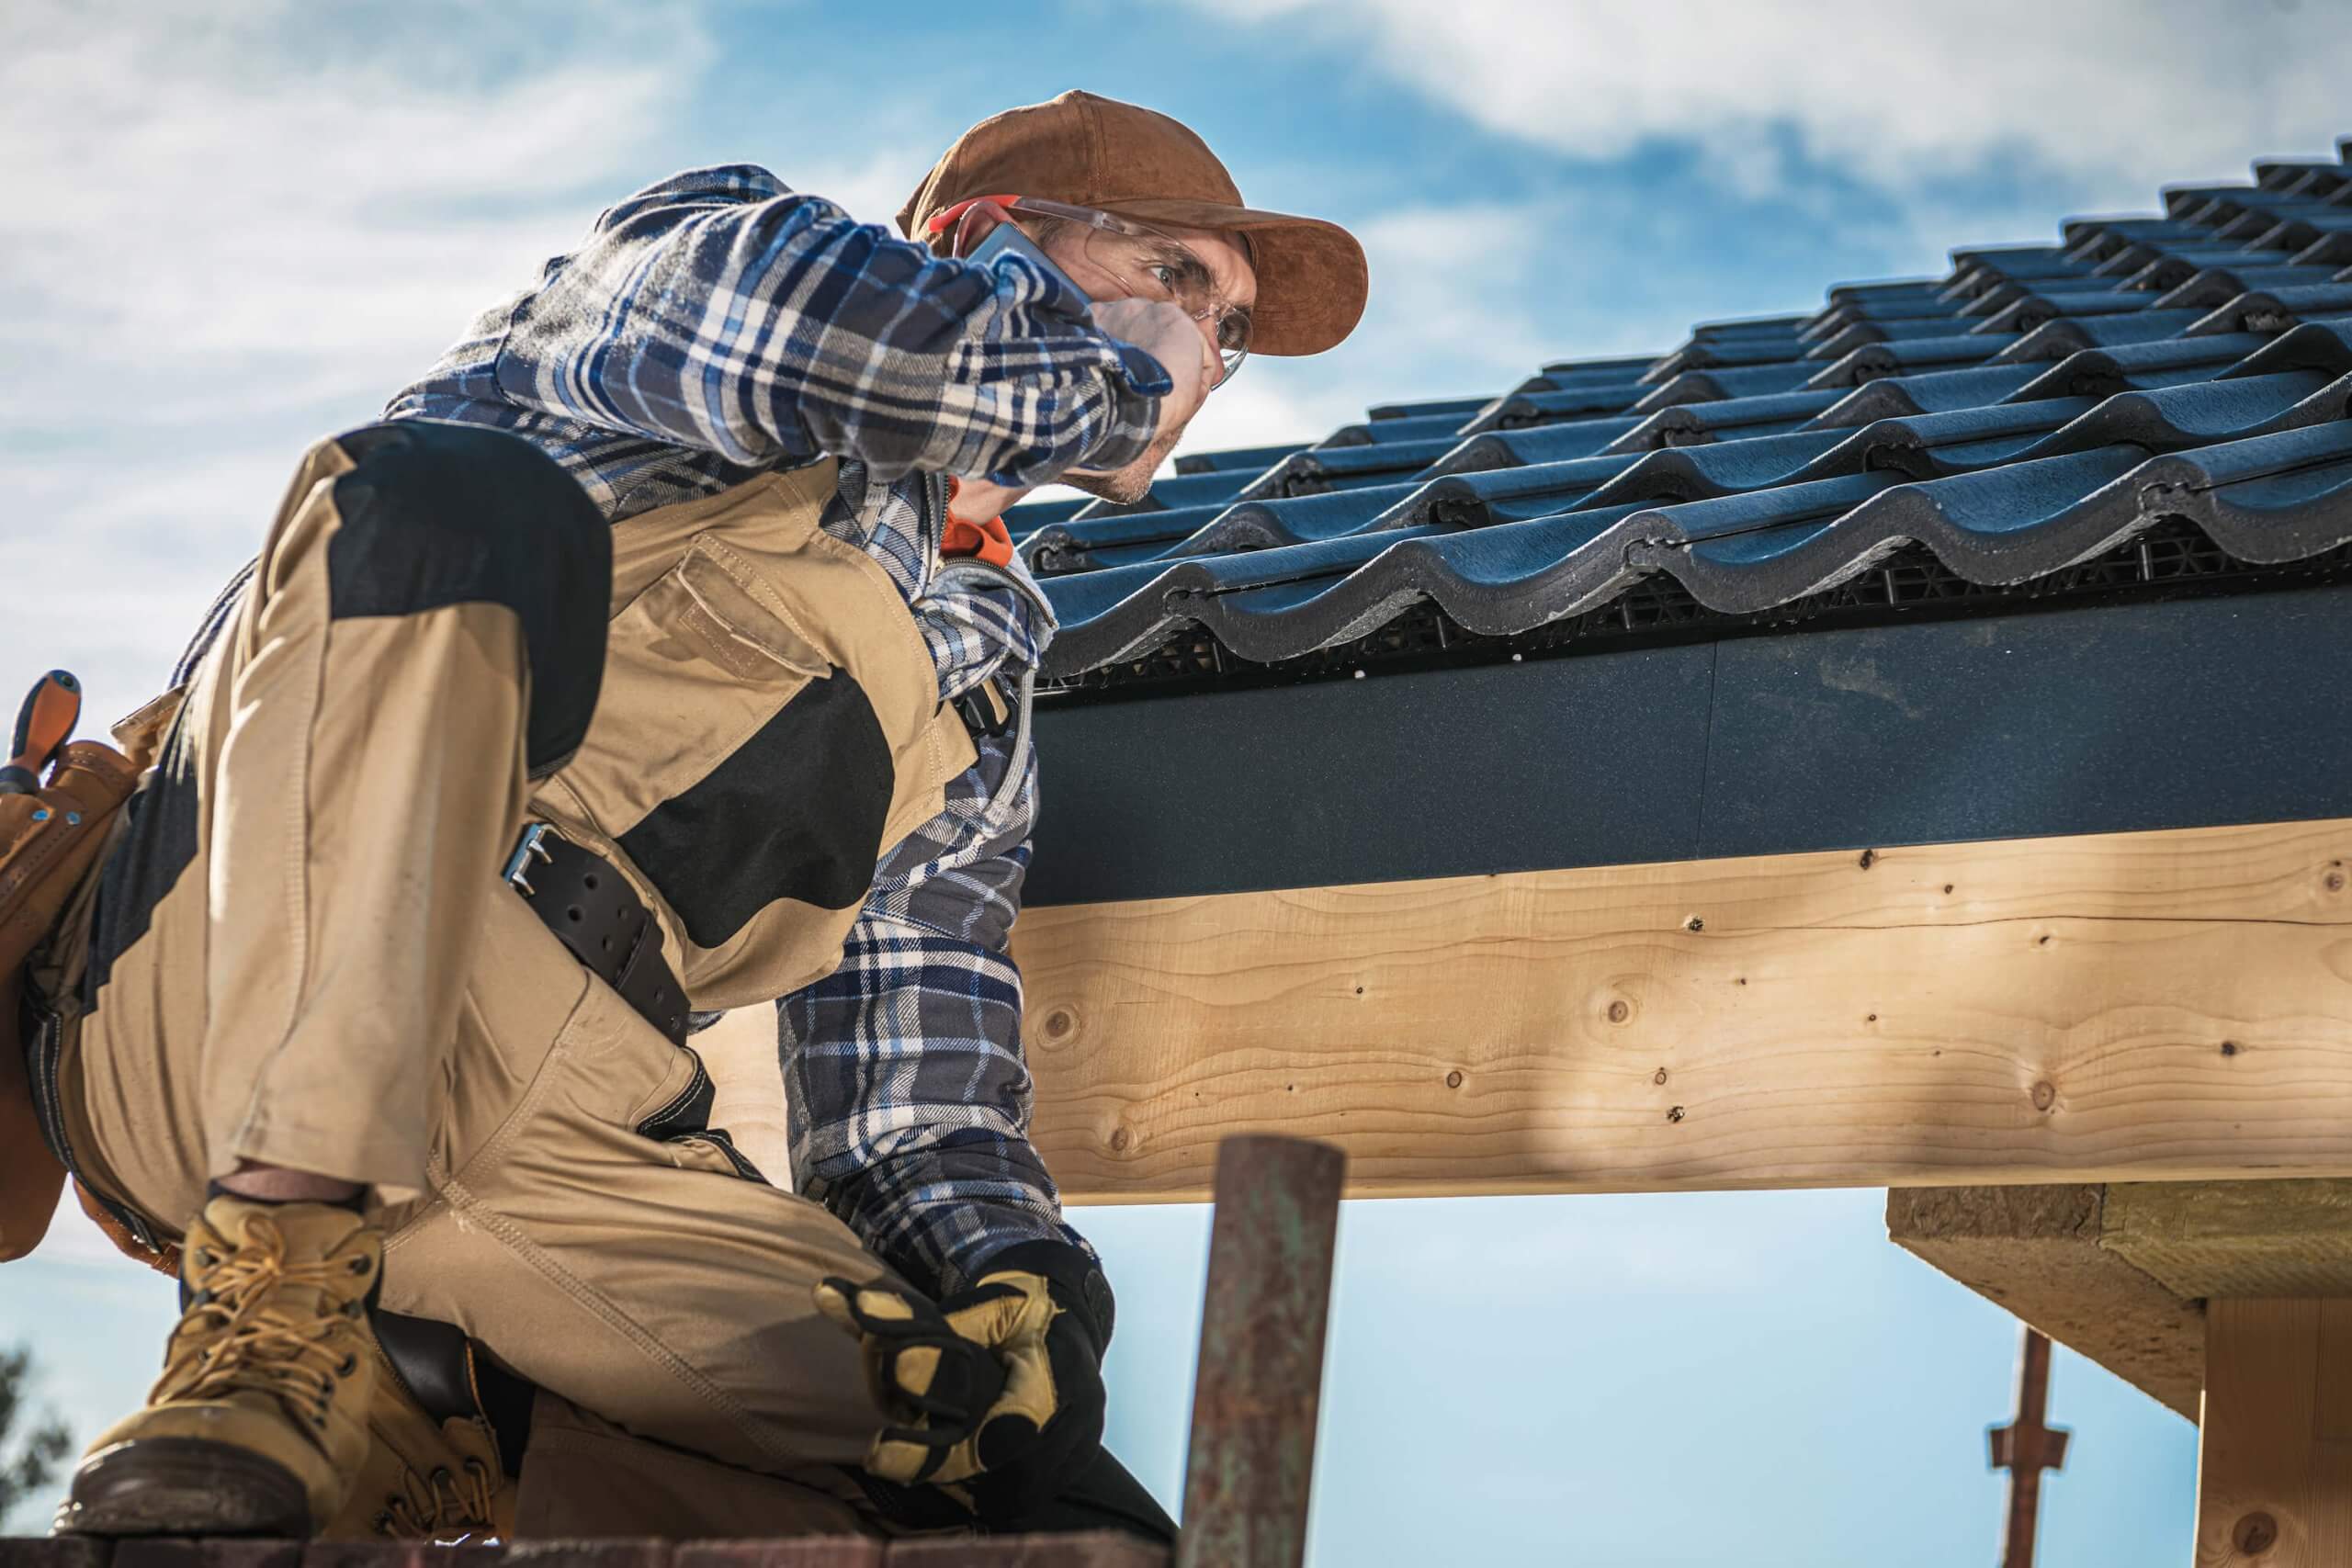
left=0, top=1, right=956, bottom=713
left=1170, top=0, right=2349, bottom=209
left=0, top=0, right=719, bottom=418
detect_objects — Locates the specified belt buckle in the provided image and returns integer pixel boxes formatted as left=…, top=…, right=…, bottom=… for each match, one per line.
left=502, top=822, right=558, bottom=896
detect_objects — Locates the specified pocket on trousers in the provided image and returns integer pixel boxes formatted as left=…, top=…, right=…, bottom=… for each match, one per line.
left=550, top=536, right=827, bottom=847
left=627, top=1043, right=769, bottom=1185
left=542, top=532, right=900, bottom=953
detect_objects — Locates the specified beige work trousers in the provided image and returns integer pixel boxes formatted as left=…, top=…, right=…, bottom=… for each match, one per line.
left=53, top=424, right=934, bottom=1524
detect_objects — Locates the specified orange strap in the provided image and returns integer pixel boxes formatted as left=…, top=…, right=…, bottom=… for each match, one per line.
left=925, top=194, right=1023, bottom=235
left=943, top=479, right=1015, bottom=569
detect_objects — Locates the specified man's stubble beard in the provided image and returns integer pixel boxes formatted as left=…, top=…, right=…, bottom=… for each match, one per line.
left=1065, top=422, right=1189, bottom=505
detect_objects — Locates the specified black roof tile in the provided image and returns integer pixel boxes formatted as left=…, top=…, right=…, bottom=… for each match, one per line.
left=2255, top=160, right=2352, bottom=193
left=1805, top=334, right=2015, bottom=388
left=1454, top=383, right=1650, bottom=434
left=1364, top=394, right=1489, bottom=422
left=2151, top=265, right=2346, bottom=309
left=1813, top=363, right=2046, bottom=421
left=1442, top=416, right=1647, bottom=468
left=1537, top=353, right=1663, bottom=380
left=2005, top=333, right=2273, bottom=399
left=1238, top=437, right=1467, bottom=498
left=1642, top=336, right=1815, bottom=378
left=1995, top=310, right=2215, bottom=354
left=1394, top=454, right=1640, bottom=526
left=1064, top=467, right=1253, bottom=520
left=1026, top=140, right=2352, bottom=687
left=1003, top=493, right=1090, bottom=537
left=1609, top=387, right=1849, bottom=448
left=1314, top=409, right=1477, bottom=446
left=1172, top=441, right=1304, bottom=475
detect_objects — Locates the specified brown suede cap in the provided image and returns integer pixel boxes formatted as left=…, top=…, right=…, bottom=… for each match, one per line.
left=898, top=90, right=1367, bottom=358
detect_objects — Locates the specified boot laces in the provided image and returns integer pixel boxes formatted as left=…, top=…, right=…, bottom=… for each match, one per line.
left=158, top=1213, right=369, bottom=1429
left=378, top=1455, right=497, bottom=1539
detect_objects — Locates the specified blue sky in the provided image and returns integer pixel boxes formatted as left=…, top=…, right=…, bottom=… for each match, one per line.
left=10, top=0, right=2345, bottom=1554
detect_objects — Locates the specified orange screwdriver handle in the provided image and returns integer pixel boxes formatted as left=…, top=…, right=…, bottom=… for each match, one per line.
left=0, top=671, right=81, bottom=795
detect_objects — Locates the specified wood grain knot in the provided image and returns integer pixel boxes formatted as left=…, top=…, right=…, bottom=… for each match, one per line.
left=1109, top=1126, right=1132, bottom=1153
left=1043, top=1009, right=1076, bottom=1040
left=1666, top=1105, right=1686, bottom=1123
left=1858, top=848, right=1876, bottom=870
left=1445, top=1070, right=1464, bottom=1089
left=2030, top=1081, right=2057, bottom=1112
left=1652, top=1068, right=1668, bottom=1086
left=1683, top=915, right=1704, bottom=932
left=2232, top=1512, right=2278, bottom=1553
left=1606, top=999, right=1631, bottom=1024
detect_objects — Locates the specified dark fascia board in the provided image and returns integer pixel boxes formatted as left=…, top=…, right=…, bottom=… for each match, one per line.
left=1025, top=581, right=2352, bottom=907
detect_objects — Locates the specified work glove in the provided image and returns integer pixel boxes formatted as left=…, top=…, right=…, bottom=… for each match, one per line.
left=814, top=1239, right=1113, bottom=1522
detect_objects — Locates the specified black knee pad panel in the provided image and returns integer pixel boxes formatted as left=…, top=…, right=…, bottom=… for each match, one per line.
left=325, top=421, right=611, bottom=776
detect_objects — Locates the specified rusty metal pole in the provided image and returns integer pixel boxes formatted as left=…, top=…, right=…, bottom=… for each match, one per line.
left=1175, top=1134, right=1346, bottom=1568
left=1988, top=1325, right=2071, bottom=1568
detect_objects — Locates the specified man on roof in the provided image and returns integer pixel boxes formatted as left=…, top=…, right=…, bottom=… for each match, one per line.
left=32, top=90, right=1364, bottom=1541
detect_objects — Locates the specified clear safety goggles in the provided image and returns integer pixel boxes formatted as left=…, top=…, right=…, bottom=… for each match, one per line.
left=931, top=194, right=1253, bottom=387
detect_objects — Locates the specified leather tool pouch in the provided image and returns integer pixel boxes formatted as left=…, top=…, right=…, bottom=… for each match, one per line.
left=0, top=739, right=141, bottom=1261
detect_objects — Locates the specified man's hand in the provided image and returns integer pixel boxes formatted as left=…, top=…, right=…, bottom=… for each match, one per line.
left=1080, top=298, right=1216, bottom=459
left=813, top=1241, right=1112, bottom=1522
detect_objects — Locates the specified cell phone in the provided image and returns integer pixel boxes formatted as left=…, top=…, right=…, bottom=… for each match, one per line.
left=967, top=220, right=1091, bottom=318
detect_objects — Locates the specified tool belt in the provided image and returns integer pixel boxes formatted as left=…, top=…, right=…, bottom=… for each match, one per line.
left=0, top=673, right=142, bottom=1262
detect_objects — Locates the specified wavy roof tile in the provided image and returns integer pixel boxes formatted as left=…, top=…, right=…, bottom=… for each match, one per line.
left=1014, top=141, right=2352, bottom=691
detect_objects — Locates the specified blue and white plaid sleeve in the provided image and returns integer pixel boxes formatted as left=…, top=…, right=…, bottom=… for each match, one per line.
left=490, top=165, right=1168, bottom=487
left=778, top=729, right=1090, bottom=1295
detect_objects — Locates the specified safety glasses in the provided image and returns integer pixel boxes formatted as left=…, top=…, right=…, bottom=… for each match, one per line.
left=930, top=195, right=1253, bottom=387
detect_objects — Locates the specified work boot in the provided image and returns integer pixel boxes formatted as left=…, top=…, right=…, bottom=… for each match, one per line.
left=325, top=1335, right=512, bottom=1540
left=55, top=1194, right=383, bottom=1537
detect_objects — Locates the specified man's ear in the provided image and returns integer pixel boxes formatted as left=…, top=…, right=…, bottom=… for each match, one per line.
left=946, top=200, right=1014, bottom=261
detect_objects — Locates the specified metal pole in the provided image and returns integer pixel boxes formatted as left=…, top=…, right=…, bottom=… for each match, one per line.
left=1989, top=1325, right=2070, bottom=1568
left=1175, top=1134, right=1346, bottom=1568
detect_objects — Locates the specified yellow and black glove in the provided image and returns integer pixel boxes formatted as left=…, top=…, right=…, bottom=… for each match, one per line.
left=813, top=1240, right=1113, bottom=1523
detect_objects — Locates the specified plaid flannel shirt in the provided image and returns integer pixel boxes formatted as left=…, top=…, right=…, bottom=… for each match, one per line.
left=383, top=164, right=1168, bottom=1294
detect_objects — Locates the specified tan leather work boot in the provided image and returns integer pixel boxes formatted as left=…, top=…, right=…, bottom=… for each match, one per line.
left=325, top=1337, right=512, bottom=1540
left=55, top=1195, right=382, bottom=1537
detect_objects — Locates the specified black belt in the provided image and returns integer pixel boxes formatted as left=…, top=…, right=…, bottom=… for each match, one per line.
left=502, top=824, right=688, bottom=1046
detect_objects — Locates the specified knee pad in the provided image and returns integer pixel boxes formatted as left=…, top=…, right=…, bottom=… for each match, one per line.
left=325, top=422, right=612, bottom=776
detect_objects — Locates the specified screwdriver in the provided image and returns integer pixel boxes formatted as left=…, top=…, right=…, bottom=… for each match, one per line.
left=0, top=671, right=83, bottom=795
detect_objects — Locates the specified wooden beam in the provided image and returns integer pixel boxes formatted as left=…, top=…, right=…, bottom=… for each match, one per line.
left=2197, top=1299, right=2352, bottom=1564
left=1886, top=1185, right=2204, bottom=1420
left=2108, top=1180, right=2352, bottom=1301
left=1893, top=1178, right=2352, bottom=1425
left=700, top=1004, right=793, bottom=1180
left=1008, top=818, right=2352, bottom=1203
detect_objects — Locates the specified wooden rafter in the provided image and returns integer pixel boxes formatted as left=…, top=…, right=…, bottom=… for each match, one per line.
left=1892, top=1178, right=2352, bottom=1425
left=1005, top=818, right=2352, bottom=1204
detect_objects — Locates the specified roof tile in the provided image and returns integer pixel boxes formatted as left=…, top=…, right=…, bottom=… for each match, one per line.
left=1010, top=139, right=2352, bottom=686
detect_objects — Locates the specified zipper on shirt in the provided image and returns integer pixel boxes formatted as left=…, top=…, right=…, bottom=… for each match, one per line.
left=922, top=471, right=948, bottom=593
